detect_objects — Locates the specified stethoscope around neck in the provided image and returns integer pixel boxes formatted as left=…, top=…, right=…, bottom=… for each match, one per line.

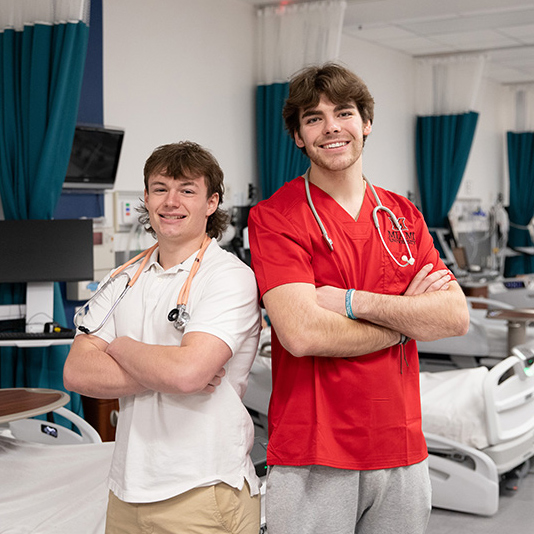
left=304, top=170, right=415, bottom=267
left=74, top=235, right=211, bottom=335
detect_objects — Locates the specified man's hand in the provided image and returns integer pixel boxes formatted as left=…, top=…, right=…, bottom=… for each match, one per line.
left=201, top=367, right=226, bottom=394
left=404, top=263, right=452, bottom=296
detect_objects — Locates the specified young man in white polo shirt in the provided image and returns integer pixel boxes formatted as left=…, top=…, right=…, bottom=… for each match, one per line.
left=64, top=142, right=261, bottom=533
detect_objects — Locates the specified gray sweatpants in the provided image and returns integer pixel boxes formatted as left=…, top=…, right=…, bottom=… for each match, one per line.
left=265, top=460, right=431, bottom=534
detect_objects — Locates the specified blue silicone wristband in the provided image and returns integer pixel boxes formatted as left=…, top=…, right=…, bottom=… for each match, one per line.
left=345, top=289, right=356, bottom=320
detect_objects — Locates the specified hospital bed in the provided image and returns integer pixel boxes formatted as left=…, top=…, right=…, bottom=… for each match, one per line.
left=0, top=399, right=113, bottom=534
left=422, top=342, right=534, bottom=515
left=1, top=397, right=268, bottom=533
left=242, top=328, right=534, bottom=516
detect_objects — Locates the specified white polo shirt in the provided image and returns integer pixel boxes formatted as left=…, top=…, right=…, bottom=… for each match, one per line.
left=80, top=239, right=261, bottom=503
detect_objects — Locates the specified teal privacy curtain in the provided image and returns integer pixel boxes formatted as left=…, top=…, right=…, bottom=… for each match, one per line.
left=505, top=132, right=534, bottom=276
left=256, top=82, right=309, bottom=199
left=416, top=112, right=479, bottom=228
left=0, top=1, right=90, bottom=416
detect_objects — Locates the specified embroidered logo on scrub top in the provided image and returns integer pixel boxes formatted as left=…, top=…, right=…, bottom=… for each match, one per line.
left=387, top=216, right=416, bottom=245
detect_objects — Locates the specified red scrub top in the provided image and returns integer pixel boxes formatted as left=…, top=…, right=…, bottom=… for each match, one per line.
left=248, top=176, right=451, bottom=470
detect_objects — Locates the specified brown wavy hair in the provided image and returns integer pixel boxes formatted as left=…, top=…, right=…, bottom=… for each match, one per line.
left=283, top=63, right=375, bottom=154
left=138, top=141, right=229, bottom=240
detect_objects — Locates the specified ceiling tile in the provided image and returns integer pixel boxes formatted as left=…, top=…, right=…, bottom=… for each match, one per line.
left=432, top=29, right=519, bottom=48
left=345, top=25, right=416, bottom=42
left=384, top=36, right=455, bottom=55
left=499, top=23, right=534, bottom=43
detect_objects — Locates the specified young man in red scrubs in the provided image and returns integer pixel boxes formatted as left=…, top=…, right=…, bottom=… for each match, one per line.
left=248, top=64, right=470, bottom=533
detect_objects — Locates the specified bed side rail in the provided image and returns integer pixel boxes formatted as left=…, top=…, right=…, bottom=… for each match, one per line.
left=484, top=350, right=534, bottom=444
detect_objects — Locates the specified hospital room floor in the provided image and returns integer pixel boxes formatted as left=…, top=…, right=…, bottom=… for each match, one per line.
left=426, top=469, right=534, bottom=533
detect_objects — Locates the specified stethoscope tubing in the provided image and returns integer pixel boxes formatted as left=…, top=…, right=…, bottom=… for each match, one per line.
left=75, top=236, right=211, bottom=335
left=77, top=283, right=131, bottom=335
left=74, top=242, right=158, bottom=335
left=304, top=170, right=415, bottom=267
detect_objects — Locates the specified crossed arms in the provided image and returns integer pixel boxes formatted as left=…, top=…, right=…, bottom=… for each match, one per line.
left=63, top=332, right=228, bottom=399
left=263, top=263, right=470, bottom=359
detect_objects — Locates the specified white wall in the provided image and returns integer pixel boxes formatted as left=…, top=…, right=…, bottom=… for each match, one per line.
left=456, top=79, right=510, bottom=210
left=103, top=0, right=257, bottom=207
left=102, top=2, right=511, bottom=215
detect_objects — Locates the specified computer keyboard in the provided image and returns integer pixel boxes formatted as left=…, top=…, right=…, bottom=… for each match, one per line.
left=0, top=330, right=75, bottom=340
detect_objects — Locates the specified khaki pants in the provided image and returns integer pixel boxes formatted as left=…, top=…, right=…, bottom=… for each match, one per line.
left=105, top=483, right=260, bottom=534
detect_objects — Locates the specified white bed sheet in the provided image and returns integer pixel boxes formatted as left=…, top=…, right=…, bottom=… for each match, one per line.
left=0, top=435, right=113, bottom=534
left=420, top=366, right=489, bottom=449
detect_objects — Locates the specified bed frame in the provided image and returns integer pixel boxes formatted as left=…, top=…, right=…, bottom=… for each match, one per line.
left=6, top=406, right=103, bottom=445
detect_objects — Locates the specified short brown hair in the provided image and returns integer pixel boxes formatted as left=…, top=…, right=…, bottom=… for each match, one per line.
left=138, top=141, right=229, bottom=240
left=283, top=63, right=375, bottom=153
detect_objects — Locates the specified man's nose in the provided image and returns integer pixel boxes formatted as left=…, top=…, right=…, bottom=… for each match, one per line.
left=164, top=189, right=181, bottom=206
left=323, top=115, right=341, bottom=134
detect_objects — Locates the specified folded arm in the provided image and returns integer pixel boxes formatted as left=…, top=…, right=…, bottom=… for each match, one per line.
left=63, top=334, right=148, bottom=399
left=316, top=263, right=470, bottom=342
left=64, top=332, right=228, bottom=398
left=263, top=282, right=400, bottom=358
left=351, top=283, right=468, bottom=341
left=105, top=332, right=229, bottom=395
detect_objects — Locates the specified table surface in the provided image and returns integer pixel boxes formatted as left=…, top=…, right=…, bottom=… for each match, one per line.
left=0, top=388, right=70, bottom=424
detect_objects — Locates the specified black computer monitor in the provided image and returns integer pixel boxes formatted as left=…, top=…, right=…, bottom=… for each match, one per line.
left=63, top=125, right=124, bottom=190
left=0, top=219, right=94, bottom=332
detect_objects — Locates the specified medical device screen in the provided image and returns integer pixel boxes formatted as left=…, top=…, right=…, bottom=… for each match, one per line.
left=503, top=280, right=527, bottom=290
left=63, top=125, right=124, bottom=190
left=0, top=219, right=94, bottom=283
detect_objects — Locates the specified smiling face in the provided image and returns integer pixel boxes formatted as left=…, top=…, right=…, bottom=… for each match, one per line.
left=144, top=173, right=218, bottom=247
left=294, top=95, right=372, bottom=173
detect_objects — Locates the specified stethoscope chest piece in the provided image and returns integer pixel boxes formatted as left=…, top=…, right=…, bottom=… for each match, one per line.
left=168, top=305, right=190, bottom=330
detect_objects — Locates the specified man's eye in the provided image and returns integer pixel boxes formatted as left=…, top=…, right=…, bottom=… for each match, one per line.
left=306, top=117, right=320, bottom=124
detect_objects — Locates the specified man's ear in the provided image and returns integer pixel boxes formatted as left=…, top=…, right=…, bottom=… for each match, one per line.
left=294, top=130, right=305, bottom=149
left=207, top=193, right=219, bottom=217
left=363, top=121, right=372, bottom=135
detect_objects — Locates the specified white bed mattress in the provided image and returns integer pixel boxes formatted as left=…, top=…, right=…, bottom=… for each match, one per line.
left=0, top=435, right=113, bottom=534
left=420, top=366, right=489, bottom=449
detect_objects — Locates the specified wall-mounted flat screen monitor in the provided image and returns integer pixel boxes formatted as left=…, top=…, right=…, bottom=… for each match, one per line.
left=63, top=125, right=124, bottom=190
